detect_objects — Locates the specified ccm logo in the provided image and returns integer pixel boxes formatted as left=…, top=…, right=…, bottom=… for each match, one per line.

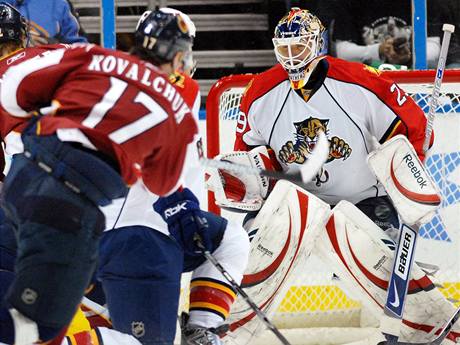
left=395, top=225, right=416, bottom=280
left=402, top=154, right=428, bottom=189
left=164, top=202, right=187, bottom=219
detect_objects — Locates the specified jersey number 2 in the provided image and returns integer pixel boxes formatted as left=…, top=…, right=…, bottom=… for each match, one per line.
left=390, top=83, right=407, bottom=106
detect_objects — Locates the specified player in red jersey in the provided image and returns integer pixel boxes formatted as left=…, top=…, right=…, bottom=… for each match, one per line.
left=0, top=5, right=199, bottom=345
left=0, top=4, right=133, bottom=344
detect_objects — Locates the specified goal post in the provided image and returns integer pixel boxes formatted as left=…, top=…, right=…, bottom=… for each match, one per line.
left=203, top=69, right=460, bottom=336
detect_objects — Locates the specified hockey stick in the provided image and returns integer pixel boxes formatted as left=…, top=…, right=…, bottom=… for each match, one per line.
left=194, top=237, right=292, bottom=345
left=422, top=24, right=455, bottom=154
left=378, top=306, right=460, bottom=345
left=381, top=23, right=456, bottom=345
left=201, top=130, right=329, bottom=186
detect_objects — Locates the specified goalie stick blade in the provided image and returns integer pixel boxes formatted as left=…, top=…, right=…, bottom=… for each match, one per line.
left=202, top=130, right=329, bottom=186
left=377, top=306, right=460, bottom=345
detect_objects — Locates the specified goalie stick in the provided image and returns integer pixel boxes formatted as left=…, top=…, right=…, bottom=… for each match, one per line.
left=201, top=130, right=329, bottom=186
left=422, top=24, right=455, bottom=154
left=378, top=307, right=460, bottom=345
left=194, top=235, right=292, bottom=345
left=381, top=23, right=456, bottom=345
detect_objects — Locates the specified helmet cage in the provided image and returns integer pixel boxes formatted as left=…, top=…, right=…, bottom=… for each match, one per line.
left=272, top=8, right=325, bottom=83
left=273, top=32, right=320, bottom=75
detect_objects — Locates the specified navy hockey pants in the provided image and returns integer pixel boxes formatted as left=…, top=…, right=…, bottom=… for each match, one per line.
left=0, top=207, right=16, bottom=343
left=1, top=133, right=127, bottom=340
left=97, top=212, right=227, bottom=345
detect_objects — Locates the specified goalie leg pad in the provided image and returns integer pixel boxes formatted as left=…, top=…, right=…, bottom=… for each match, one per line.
left=65, top=328, right=143, bottom=345
left=318, top=200, right=460, bottom=343
left=223, top=180, right=331, bottom=345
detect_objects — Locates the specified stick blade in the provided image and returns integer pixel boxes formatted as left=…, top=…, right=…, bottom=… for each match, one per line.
left=299, top=130, right=329, bottom=183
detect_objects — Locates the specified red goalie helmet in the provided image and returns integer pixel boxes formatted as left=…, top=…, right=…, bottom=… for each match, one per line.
left=273, top=8, right=326, bottom=88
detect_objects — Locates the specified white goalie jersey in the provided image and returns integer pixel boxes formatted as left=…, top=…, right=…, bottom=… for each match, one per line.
left=234, top=57, right=432, bottom=205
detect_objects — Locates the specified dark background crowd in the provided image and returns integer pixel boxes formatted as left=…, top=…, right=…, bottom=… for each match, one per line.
left=9, top=0, right=460, bottom=101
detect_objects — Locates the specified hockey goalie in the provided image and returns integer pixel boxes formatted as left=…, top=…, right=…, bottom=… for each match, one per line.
left=205, top=7, right=460, bottom=345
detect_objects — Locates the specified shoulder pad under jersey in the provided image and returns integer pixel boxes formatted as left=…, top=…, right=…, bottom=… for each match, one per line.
left=240, top=64, right=289, bottom=114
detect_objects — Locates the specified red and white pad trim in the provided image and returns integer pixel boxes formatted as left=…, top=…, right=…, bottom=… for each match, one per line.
left=223, top=181, right=330, bottom=344
left=367, top=135, right=440, bottom=225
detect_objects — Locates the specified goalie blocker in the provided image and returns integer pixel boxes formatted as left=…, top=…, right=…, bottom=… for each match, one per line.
left=367, top=135, right=440, bottom=225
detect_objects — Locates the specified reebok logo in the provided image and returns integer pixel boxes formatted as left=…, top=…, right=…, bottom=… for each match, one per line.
left=402, top=154, right=428, bottom=188
left=257, top=243, right=274, bottom=257
left=164, top=202, right=187, bottom=219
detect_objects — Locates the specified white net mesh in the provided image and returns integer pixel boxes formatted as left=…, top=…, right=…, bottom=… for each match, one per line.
left=204, top=72, right=460, bottom=331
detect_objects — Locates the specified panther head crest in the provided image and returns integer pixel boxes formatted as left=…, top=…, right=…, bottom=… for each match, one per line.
left=294, top=117, right=329, bottom=151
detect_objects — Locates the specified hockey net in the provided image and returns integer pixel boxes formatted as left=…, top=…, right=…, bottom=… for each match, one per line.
left=202, top=69, right=460, bottom=341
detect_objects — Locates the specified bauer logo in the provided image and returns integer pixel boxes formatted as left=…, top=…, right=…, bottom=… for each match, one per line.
left=395, top=224, right=416, bottom=280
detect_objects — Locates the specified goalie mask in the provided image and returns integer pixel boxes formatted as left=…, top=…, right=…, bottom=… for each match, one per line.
left=134, top=9, right=193, bottom=67
left=273, top=8, right=326, bottom=89
left=0, top=2, right=27, bottom=46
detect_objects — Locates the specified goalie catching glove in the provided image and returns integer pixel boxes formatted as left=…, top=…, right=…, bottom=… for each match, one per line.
left=154, top=188, right=212, bottom=255
left=206, top=146, right=280, bottom=211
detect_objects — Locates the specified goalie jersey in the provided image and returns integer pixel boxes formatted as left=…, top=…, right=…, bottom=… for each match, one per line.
left=0, top=44, right=198, bottom=196
left=234, top=57, right=431, bottom=205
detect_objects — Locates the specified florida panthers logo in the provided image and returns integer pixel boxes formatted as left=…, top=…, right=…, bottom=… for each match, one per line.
left=279, top=116, right=353, bottom=185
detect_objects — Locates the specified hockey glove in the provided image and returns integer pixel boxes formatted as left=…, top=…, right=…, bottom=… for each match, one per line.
left=206, top=146, right=279, bottom=211
left=153, top=188, right=212, bottom=256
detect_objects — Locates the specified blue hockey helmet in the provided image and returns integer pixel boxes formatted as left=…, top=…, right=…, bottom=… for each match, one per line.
left=273, top=8, right=326, bottom=88
left=134, top=8, right=193, bottom=65
left=0, top=2, right=27, bottom=45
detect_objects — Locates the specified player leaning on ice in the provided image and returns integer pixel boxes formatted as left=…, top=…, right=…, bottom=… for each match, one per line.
left=207, top=8, right=459, bottom=344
